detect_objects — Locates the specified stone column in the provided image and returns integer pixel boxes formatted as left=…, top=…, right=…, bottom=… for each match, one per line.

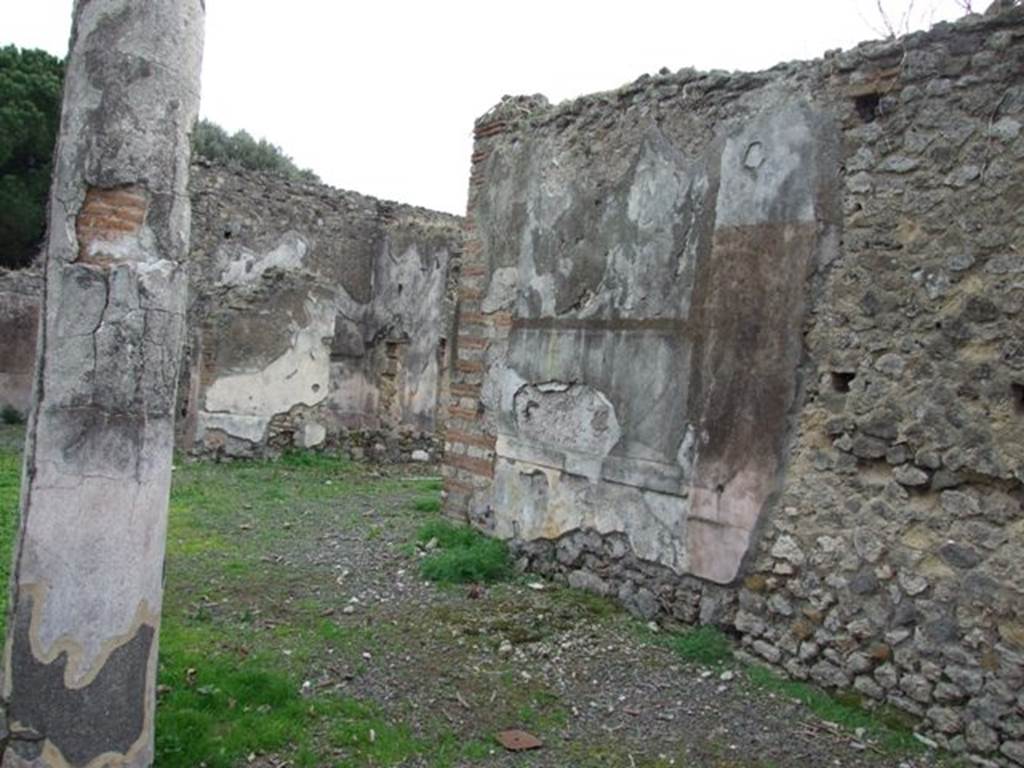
left=2, top=2, right=204, bottom=766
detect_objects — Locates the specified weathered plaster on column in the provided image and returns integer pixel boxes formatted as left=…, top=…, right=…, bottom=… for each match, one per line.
left=2, top=1, right=204, bottom=766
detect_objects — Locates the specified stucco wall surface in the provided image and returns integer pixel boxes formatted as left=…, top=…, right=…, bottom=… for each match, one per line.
left=444, top=7, right=1024, bottom=763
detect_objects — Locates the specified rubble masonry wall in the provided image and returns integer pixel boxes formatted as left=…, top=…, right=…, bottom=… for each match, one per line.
left=443, top=9, right=1024, bottom=763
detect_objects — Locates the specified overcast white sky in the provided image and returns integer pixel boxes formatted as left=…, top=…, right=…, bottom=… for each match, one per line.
left=4, top=1, right=971, bottom=214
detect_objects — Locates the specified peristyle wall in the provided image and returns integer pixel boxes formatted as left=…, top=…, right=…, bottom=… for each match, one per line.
left=444, top=8, right=1024, bottom=762
left=0, top=164, right=463, bottom=459
left=180, top=162, right=463, bottom=458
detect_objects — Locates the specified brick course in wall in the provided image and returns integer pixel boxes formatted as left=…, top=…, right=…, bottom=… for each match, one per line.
left=441, top=115, right=513, bottom=515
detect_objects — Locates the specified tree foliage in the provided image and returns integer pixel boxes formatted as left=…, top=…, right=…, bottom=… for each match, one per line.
left=0, top=46, right=63, bottom=270
left=0, top=45, right=319, bottom=270
left=192, top=120, right=320, bottom=183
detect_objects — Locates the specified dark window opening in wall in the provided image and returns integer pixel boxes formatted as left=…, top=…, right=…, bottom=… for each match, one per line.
left=1012, top=382, right=1024, bottom=414
left=223, top=229, right=232, bottom=239
left=831, top=371, right=856, bottom=393
left=854, top=92, right=881, bottom=123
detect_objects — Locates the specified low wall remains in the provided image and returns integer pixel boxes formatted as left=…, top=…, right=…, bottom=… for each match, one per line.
left=443, top=7, right=1024, bottom=763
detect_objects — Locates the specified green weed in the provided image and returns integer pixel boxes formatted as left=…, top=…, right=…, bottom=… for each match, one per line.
left=666, top=625, right=735, bottom=667
left=155, top=621, right=334, bottom=768
left=411, top=495, right=441, bottom=513
left=745, top=665, right=921, bottom=754
left=279, top=449, right=348, bottom=470
left=416, top=520, right=511, bottom=584
left=0, top=439, right=21, bottom=639
left=414, top=477, right=443, bottom=493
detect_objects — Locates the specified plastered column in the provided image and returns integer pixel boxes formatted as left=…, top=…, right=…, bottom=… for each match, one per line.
left=2, top=1, right=204, bottom=766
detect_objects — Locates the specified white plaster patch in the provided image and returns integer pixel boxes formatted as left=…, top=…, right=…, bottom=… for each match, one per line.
left=83, top=223, right=159, bottom=265
left=482, top=266, right=519, bottom=314
left=298, top=422, right=327, bottom=448
left=627, top=136, right=688, bottom=230
left=512, top=382, right=621, bottom=460
left=517, top=142, right=575, bottom=317
left=613, top=130, right=703, bottom=318
left=492, top=458, right=690, bottom=573
left=676, top=425, right=698, bottom=477
left=686, top=464, right=775, bottom=584
left=196, top=411, right=268, bottom=444
left=218, top=231, right=308, bottom=286
left=328, top=364, right=381, bottom=429
left=373, top=242, right=449, bottom=429
left=482, top=363, right=527, bottom=417
left=20, top=420, right=175, bottom=686
left=202, top=301, right=332, bottom=428
left=399, top=355, right=439, bottom=423
left=716, top=101, right=817, bottom=227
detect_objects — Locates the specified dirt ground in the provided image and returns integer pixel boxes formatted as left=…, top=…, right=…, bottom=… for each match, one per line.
left=167, top=452, right=957, bottom=768
left=0, top=429, right=957, bottom=767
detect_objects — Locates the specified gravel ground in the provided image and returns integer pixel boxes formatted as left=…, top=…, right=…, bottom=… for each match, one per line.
left=0, top=428, right=955, bottom=767
left=236, top=460, right=953, bottom=768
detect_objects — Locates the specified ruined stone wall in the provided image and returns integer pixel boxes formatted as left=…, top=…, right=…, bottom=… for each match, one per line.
left=180, top=162, right=463, bottom=459
left=0, top=164, right=463, bottom=459
left=0, top=269, right=42, bottom=417
left=174, top=162, right=463, bottom=458
left=444, top=8, right=1024, bottom=763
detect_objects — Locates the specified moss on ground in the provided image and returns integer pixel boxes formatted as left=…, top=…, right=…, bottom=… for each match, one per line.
left=664, top=625, right=735, bottom=667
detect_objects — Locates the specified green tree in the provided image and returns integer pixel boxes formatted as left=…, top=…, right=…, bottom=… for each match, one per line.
left=192, top=119, right=320, bottom=183
left=0, top=47, right=320, bottom=272
left=0, top=46, right=63, bottom=270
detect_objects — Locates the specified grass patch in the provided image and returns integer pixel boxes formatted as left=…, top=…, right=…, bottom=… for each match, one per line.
left=745, top=665, right=921, bottom=754
left=416, top=519, right=511, bottom=584
left=155, top=621, right=329, bottom=768
left=156, top=620, right=458, bottom=768
left=279, top=449, right=350, bottom=471
left=0, top=435, right=21, bottom=639
left=0, top=438, right=509, bottom=765
left=411, top=495, right=441, bottom=514
left=665, top=625, right=734, bottom=667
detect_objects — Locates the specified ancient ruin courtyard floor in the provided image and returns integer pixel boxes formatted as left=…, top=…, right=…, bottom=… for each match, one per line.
left=0, top=425, right=961, bottom=768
